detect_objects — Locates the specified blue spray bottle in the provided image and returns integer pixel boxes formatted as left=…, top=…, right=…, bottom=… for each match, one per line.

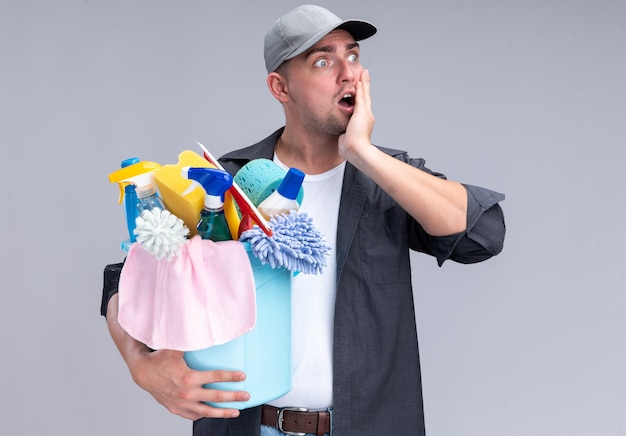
left=109, top=160, right=164, bottom=251
left=183, top=167, right=233, bottom=242
left=121, top=158, right=140, bottom=245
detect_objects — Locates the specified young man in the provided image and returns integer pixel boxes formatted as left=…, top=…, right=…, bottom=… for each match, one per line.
left=102, top=5, right=506, bottom=436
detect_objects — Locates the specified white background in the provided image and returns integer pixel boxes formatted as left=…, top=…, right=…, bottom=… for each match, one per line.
left=1, top=0, right=624, bottom=435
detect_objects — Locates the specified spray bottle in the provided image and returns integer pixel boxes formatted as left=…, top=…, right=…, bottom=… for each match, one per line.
left=258, top=167, right=305, bottom=220
left=183, top=167, right=233, bottom=241
left=120, top=158, right=140, bottom=245
left=109, top=160, right=164, bottom=250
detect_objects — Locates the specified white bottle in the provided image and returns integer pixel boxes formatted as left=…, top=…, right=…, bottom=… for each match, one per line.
left=258, top=167, right=305, bottom=220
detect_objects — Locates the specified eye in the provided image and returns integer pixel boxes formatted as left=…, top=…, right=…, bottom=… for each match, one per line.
left=348, top=53, right=358, bottom=63
left=314, top=58, right=329, bottom=68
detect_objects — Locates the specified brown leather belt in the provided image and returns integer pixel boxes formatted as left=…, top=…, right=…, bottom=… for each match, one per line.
left=261, top=404, right=331, bottom=436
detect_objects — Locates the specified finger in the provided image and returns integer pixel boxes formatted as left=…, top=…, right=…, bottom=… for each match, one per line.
left=198, top=369, right=247, bottom=384
left=169, top=395, right=244, bottom=420
left=353, top=70, right=371, bottom=117
left=191, top=370, right=250, bottom=408
left=350, top=82, right=365, bottom=125
left=189, top=385, right=250, bottom=419
left=158, top=382, right=249, bottom=420
left=200, top=405, right=243, bottom=419
left=199, top=386, right=250, bottom=404
left=192, top=398, right=247, bottom=419
left=361, top=69, right=372, bottom=112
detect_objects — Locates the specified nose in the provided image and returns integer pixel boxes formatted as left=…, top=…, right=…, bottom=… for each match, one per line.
left=337, top=59, right=360, bottom=84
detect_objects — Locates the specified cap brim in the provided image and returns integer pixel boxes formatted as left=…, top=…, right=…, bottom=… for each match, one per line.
left=337, top=20, right=378, bottom=41
left=284, top=19, right=377, bottom=63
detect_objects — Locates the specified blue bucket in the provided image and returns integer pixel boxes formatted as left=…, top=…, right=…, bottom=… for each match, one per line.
left=183, top=243, right=292, bottom=409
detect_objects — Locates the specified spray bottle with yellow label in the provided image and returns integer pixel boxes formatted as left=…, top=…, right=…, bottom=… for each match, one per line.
left=109, top=159, right=164, bottom=251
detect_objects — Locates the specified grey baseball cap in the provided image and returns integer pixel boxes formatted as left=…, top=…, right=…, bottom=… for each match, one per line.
left=264, top=4, right=377, bottom=73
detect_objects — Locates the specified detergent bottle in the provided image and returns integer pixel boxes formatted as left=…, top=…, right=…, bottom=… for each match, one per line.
left=109, top=160, right=164, bottom=250
left=258, top=167, right=305, bottom=220
left=183, top=167, right=233, bottom=241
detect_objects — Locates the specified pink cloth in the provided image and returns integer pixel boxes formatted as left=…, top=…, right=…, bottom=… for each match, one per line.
left=118, top=235, right=256, bottom=351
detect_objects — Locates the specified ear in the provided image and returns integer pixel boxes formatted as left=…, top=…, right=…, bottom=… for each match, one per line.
left=267, top=72, right=290, bottom=103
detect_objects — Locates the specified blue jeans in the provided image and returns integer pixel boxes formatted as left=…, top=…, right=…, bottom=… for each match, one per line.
left=260, top=408, right=333, bottom=436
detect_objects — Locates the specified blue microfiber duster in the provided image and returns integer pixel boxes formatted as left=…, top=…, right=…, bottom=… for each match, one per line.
left=240, top=212, right=331, bottom=274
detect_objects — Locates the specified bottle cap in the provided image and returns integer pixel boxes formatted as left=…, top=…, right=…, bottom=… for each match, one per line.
left=184, top=167, right=233, bottom=208
left=276, top=168, right=305, bottom=200
left=121, top=157, right=140, bottom=168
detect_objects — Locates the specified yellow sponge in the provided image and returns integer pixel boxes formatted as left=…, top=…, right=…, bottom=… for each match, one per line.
left=154, top=150, right=240, bottom=238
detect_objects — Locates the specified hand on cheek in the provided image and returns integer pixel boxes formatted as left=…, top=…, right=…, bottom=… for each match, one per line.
left=339, top=69, right=375, bottom=160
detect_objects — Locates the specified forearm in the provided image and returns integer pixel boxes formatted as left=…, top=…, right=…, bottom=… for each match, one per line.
left=346, top=143, right=467, bottom=236
left=105, top=293, right=249, bottom=420
left=106, top=293, right=153, bottom=374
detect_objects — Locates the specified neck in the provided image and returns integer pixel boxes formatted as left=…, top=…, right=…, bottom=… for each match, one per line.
left=275, top=125, right=344, bottom=175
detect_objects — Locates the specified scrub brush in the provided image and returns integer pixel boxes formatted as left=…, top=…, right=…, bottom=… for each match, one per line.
left=240, top=211, right=331, bottom=274
left=133, top=208, right=190, bottom=260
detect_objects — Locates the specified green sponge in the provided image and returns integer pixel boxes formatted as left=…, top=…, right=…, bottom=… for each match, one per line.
left=234, top=158, right=304, bottom=207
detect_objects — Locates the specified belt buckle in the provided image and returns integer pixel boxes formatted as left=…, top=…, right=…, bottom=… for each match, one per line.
left=277, top=407, right=309, bottom=436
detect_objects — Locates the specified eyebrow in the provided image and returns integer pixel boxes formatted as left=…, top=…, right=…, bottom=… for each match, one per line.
left=305, top=42, right=360, bottom=58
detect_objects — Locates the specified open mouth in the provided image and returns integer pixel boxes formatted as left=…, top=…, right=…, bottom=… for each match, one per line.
left=339, top=93, right=354, bottom=108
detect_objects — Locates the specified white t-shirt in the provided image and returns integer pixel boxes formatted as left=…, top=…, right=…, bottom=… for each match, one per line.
left=268, top=156, right=345, bottom=410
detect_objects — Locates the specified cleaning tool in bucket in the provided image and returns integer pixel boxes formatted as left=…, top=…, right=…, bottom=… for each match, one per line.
left=196, top=141, right=273, bottom=237
left=118, top=235, right=256, bottom=352
left=153, top=150, right=241, bottom=239
left=120, top=157, right=140, bottom=248
left=258, top=167, right=305, bottom=219
left=237, top=163, right=330, bottom=274
left=133, top=209, right=189, bottom=260
left=183, top=167, right=233, bottom=241
left=233, top=158, right=304, bottom=208
left=110, top=159, right=161, bottom=251
left=240, top=212, right=330, bottom=274
left=109, top=160, right=164, bottom=211
left=109, top=160, right=189, bottom=260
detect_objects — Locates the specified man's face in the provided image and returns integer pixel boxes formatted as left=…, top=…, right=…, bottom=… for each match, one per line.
left=282, top=29, right=364, bottom=136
